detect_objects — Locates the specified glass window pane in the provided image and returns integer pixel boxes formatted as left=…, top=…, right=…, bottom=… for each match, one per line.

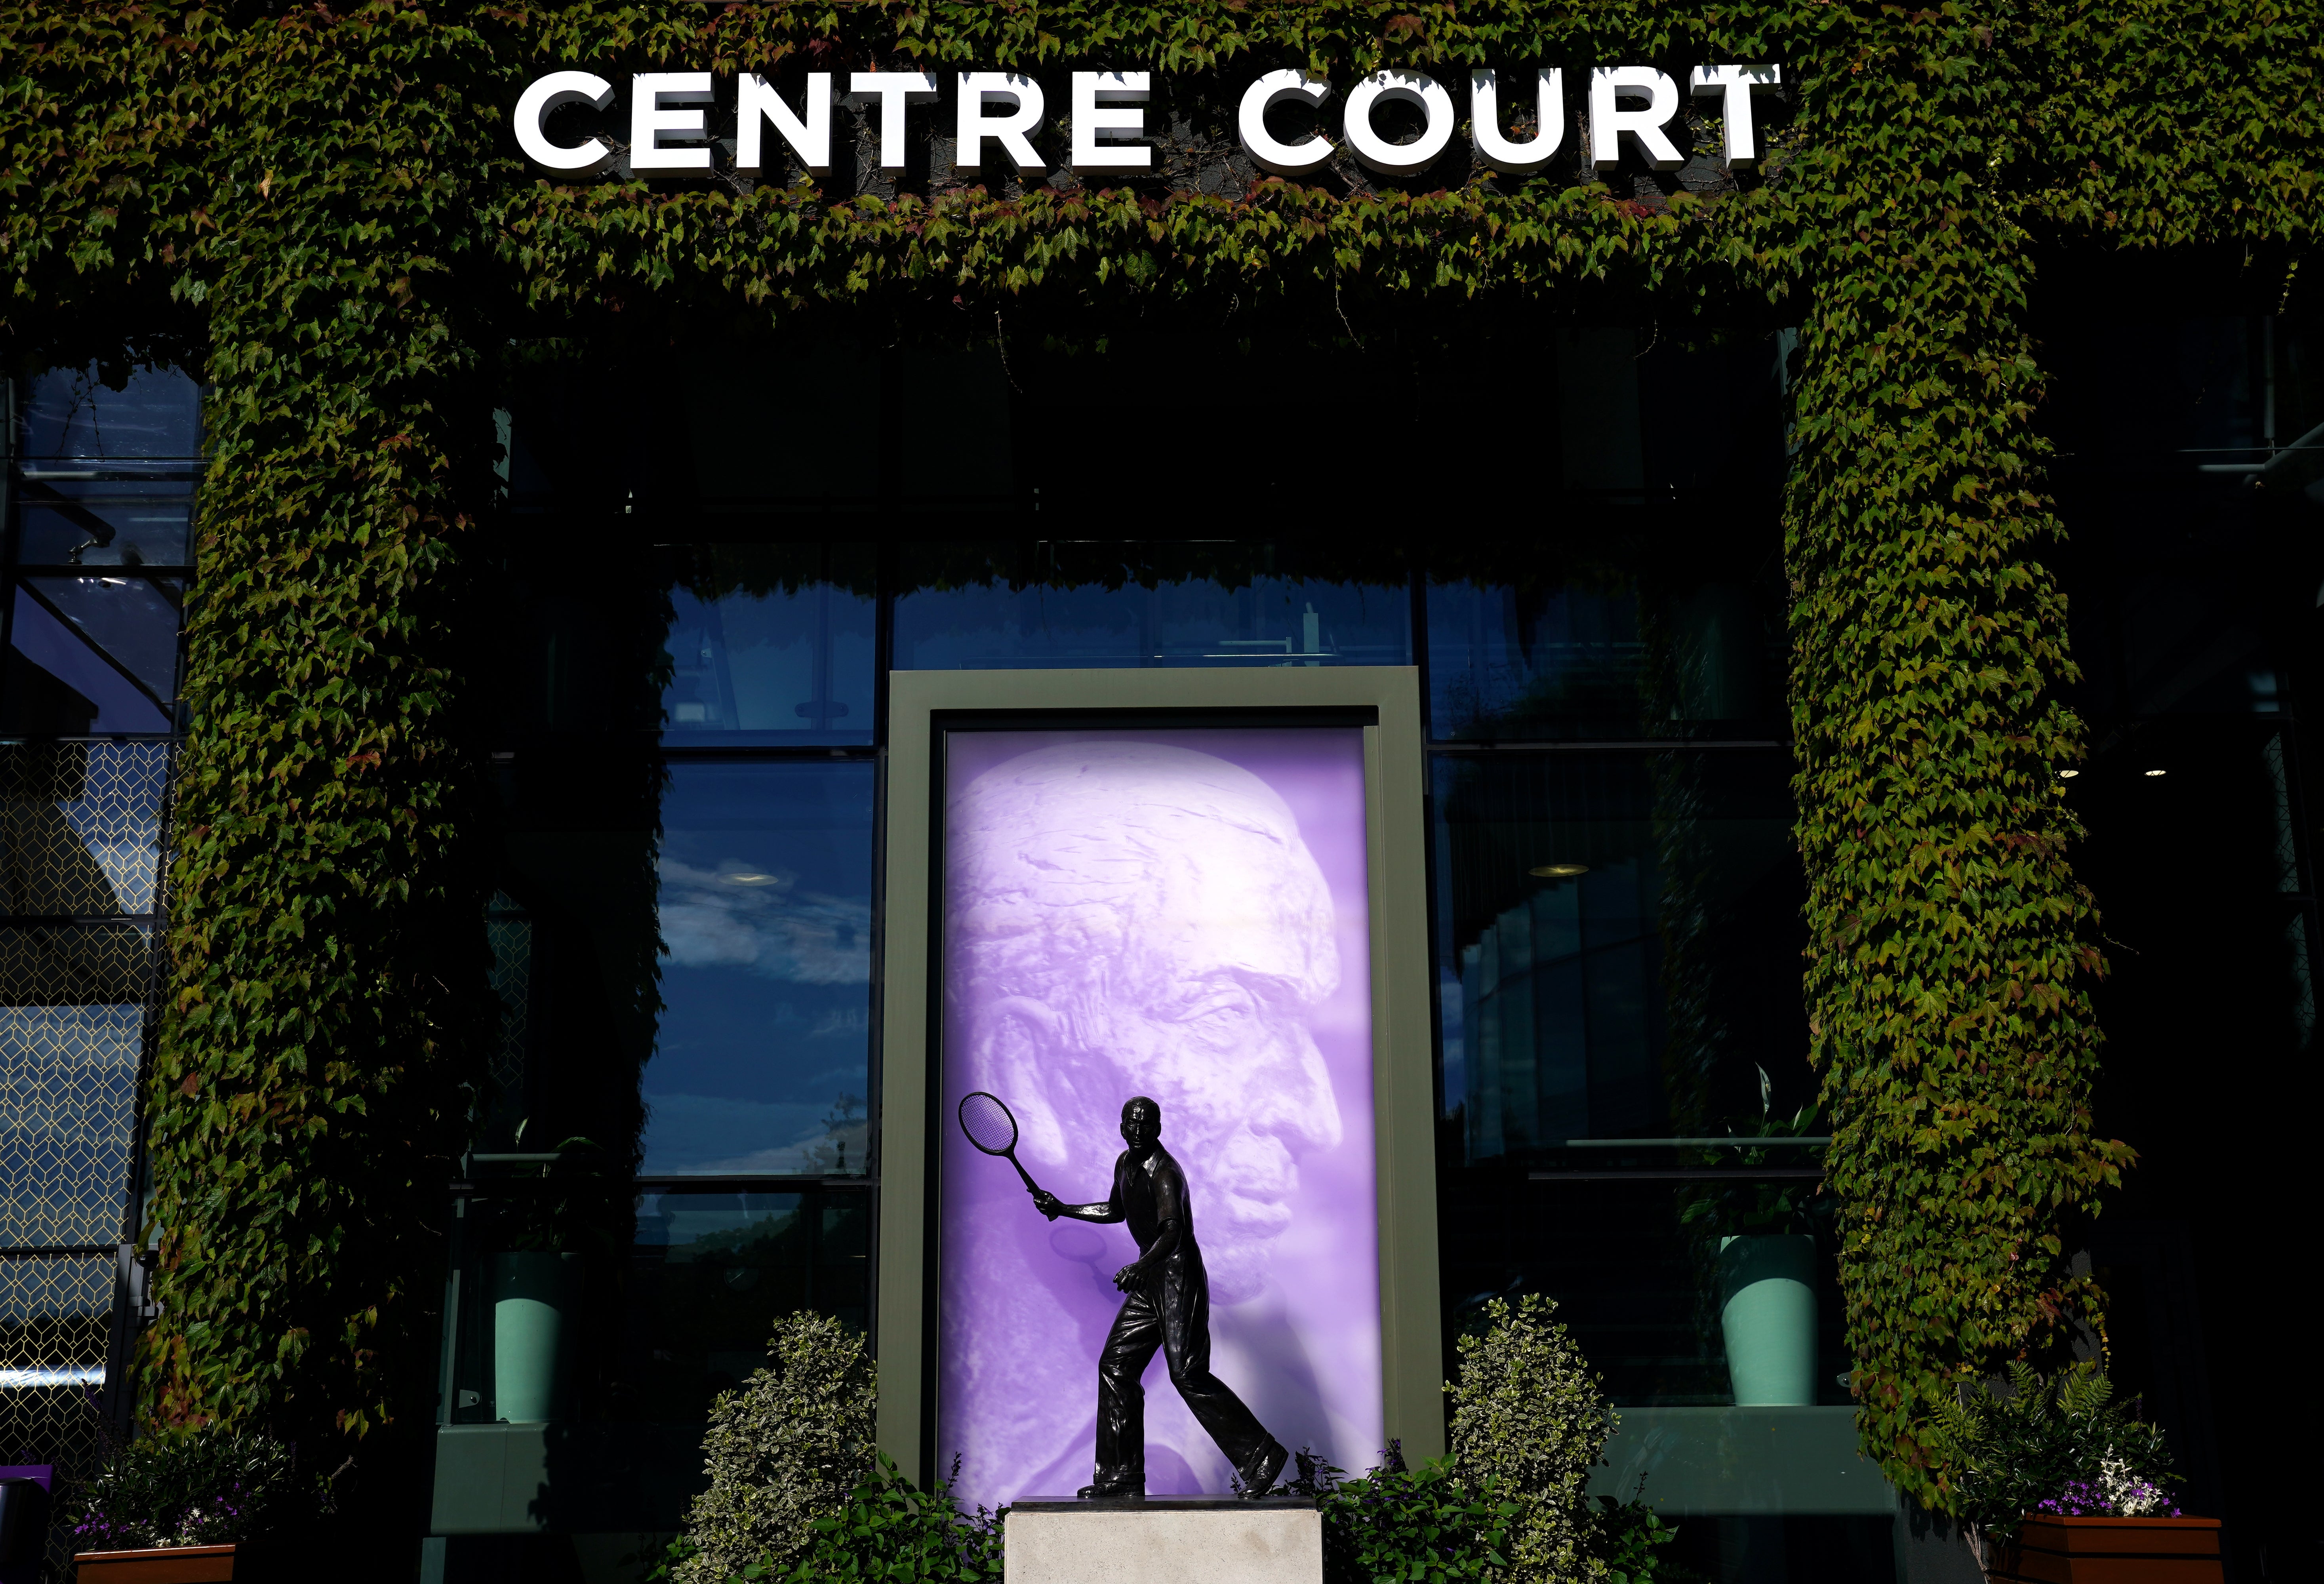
left=11, top=475, right=196, bottom=567
left=15, top=364, right=201, bottom=461
left=489, top=542, right=872, bottom=742
left=1437, top=1173, right=1850, bottom=1413
left=504, top=346, right=1011, bottom=508
left=0, top=922, right=154, bottom=1005
left=1432, top=752, right=1840, bottom=1432
left=442, top=1185, right=871, bottom=1434
left=1431, top=750, right=1804, bottom=1160
left=493, top=757, right=874, bottom=1178
left=620, top=1189, right=870, bottom=1422
left=1, top=742, right=168, bottom=918
left=488, top=558, right=668, bottom=735
left=0, top=1254, right=112, bottom=1391
left=684, top=357, right=881, bottom=502
left=893, top=541, right=1412, bottom=670
left=661, top=545, right=874, bottom=745
left=894, top=350, right=1012, bottom=499
left=4, top=584, right=175, bottom=735
left=23, top=577, right=182, bottom=704
left=0, top=1002, right=141, bottom=1247
left=1427, top=536, right=1785, bottom=742
left=648, top=763, right=873, bottom=1173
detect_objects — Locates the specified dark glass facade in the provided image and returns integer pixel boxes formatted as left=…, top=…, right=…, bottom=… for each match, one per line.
left=0, top=364, right=198, bottom=1504
left=2038, top=294, right=2323, bottom=1580
left=6, top=303, right=2317, bottom=1583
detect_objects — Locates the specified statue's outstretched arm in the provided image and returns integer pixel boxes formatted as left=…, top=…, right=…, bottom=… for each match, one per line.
left=1030, top=1187, right=1123, bottom=1223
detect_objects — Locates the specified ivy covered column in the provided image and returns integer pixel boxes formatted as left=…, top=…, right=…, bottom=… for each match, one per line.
left=1781, top=8, right=2132, bottom=1506
left=139, top=0, right=502, bottom=1497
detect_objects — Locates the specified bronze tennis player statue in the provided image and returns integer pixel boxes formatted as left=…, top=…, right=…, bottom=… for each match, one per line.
left=1030, top=1095, right=1290, bottom=1501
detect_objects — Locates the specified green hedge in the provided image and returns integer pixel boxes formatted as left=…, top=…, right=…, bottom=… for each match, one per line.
left=4, top=0, right=2318, bottom=1525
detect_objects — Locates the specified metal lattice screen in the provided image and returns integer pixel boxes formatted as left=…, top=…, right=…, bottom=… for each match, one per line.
left=0, top=742, right=168, bottom=918
left=485, top=899, right=533, bottom=1145
left=0, top=1003, right=142, bottom=1250
left=1, top=742, right=170, bottom=1570
left=0, top=1253, right=113, bottom=1445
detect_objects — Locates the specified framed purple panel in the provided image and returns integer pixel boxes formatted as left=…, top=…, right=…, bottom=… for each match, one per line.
left=936, top=727, right=1382, bottom=1506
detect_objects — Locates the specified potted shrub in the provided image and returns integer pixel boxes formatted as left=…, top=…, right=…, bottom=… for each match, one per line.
left=1932, top=1361, right=2218, bottom=1583
left=1679, top=1080, right=1826, bottom=1406
left=68, top=1428, right=326, bottom=1582
left=661, top=1311, right=878, bottom=1584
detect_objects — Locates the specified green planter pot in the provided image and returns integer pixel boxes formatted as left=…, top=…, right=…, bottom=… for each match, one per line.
left=1716, top=1234, right=1817, bottom=1406
left=493, top=1251, right=582, bottom=1423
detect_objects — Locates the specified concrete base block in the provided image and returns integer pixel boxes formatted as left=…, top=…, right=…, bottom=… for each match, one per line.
left=1004, top=1498, right=1322, bottom=1584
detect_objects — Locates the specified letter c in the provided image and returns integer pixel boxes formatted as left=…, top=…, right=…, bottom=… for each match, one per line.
left=1238, top=70, right=1334, bottom=175
left=514, top=71, right=616, bottom=172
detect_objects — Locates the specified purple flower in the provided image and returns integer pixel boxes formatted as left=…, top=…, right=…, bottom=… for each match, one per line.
left=2035, top=1481, right=2113, bottom=1516
left=2035, top=1477, right=2182, bottom=1519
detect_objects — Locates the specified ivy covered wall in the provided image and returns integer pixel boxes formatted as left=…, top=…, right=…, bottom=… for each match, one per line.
left=3, top=0, right=2318, bottom=1538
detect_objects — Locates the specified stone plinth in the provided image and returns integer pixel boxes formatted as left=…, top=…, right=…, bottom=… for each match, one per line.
left=1004, top=1497, right=1322, bottom=1584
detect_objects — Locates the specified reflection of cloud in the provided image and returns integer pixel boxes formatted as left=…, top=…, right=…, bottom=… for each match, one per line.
left=657, top=857, right=869, bottom=984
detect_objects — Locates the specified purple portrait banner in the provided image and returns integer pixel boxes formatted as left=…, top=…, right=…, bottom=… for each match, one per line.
left=937, top=727, right=1383, bottom=1508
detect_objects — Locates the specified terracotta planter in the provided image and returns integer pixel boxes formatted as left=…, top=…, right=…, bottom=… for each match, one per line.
left=1987, top=1515, right=2222, bottom=1584
left=74, top=1543, right=235, bottom=1583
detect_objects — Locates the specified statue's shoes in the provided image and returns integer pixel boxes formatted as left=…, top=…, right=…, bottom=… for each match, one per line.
left=1077, top=1484, right=1146, bottom=1500
left=1236, top=1438, right=1290, bottom=1498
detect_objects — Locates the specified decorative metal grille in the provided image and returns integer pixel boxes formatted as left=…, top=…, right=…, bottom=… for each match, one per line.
left=0, top=1253, right=115, bottom=1573
left=0, top=742, right=168, bottom=919
left=483, top=899, right=532, bottom=1146
left=486, top=906, right=532, bottom=1098
left=0, top=758, right=164, bottom=1575
left=4, top=370, right=188, bottom=1579
left=0, top=925, right=154, bottom=1016
left=0, top=1006, right=141, bottom=1251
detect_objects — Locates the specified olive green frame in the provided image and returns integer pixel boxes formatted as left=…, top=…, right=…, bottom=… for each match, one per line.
left=873, top=666, right=1443, bottom=1485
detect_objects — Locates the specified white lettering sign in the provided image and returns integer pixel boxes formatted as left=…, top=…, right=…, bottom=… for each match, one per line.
left=737, top=71, right=832, bottom=175
left=512, top=71, right=617, bottom=172
left=1071, top=71, right=1151, bottom=174
left=509, top=65, right=1782, bottom=180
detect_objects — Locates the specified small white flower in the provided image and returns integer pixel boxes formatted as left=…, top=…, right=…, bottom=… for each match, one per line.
left=2099, top=1451, right=2171, bottom=1516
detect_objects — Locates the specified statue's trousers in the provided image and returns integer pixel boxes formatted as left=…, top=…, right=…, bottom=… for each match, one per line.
left=1092, top=1255, right=1271, bottom=1490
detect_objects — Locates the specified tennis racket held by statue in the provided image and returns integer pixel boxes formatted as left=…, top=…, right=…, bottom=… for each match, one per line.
left=958, top=1090, right=1046, bottom=1198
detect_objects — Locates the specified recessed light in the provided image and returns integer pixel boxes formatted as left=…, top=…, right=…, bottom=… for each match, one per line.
left=1529, top=863, right=1589, bottom=879
left=2144, top=769, right=2167, bottom=778
left=2058, top=769, right=2079, bottom=779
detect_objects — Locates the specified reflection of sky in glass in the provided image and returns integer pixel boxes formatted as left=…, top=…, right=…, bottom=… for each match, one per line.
left=1, top=744, right=168, bottom=917
left=16, top=364, right=200, bottom=460
left=643, top=762, right=875, bottom=1176
left=27, top=578, right=182, bottom=701
left=13, top=478, right=195, bottom=567
left=1425, top=577, right=1775, bottom=742
left=8, top=366, right=193, bottom=733
left=895, top=572, right=1411, bottom=671
left=634, top=1191, right=804, bottom=1246
left=6, top=586, right=173, bottom=734
left=623, top=1191, right=872, bottom=1420
left=1430, top=752, right=1804, bottom=1158
left=662, top=580, right=874, bottom=745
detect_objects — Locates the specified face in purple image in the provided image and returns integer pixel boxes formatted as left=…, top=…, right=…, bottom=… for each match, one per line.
left=947, top=740, right=1345, bottom=1301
